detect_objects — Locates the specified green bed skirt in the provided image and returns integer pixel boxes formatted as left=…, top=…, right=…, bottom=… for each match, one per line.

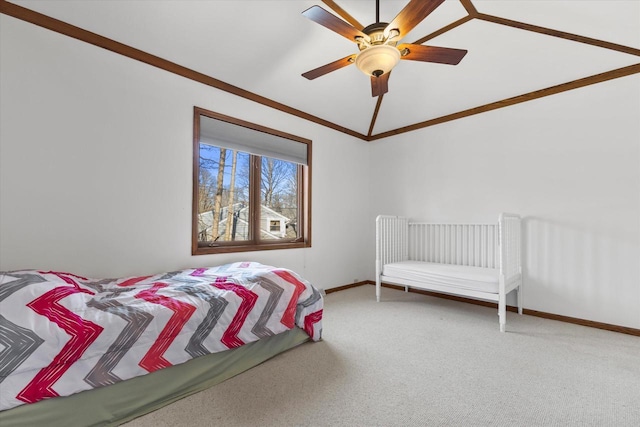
left=0, top=327, right=311, bottom=427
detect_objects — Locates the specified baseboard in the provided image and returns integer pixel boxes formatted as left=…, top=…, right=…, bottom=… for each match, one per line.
left=326, top=281, right=640, bottom=337
left=325, top=281, right=371, bottom=294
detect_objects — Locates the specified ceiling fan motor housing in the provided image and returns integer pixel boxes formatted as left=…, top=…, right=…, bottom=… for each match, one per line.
left=358, top=22, right=398, bottom=50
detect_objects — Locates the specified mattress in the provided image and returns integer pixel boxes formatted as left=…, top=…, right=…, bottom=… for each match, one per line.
left=382, top=261, right=499, bottom=293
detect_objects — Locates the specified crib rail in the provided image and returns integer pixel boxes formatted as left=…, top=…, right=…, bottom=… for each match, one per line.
left=499, top=213, right=522, bottom=279
left=408, top=223, right=500, bottom=268
left=376, top=213, right=522, bottom=275
left=376, top=215, right=409, bottom=268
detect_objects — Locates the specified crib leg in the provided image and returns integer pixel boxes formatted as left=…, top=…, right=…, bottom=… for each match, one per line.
left=376, top=278, right=381, bottom=302
left=405, top=286, right=408, bottom=293
left=517, top=285, right=523, bottom=315
left=498, top=298, right=506, bottom=333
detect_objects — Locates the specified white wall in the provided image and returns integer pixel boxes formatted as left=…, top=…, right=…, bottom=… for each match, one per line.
left=369, top=75, right=640, bottom=329
left=0, top=16, right=372, bottom=289
left=2, top=14, right=639, bottom=330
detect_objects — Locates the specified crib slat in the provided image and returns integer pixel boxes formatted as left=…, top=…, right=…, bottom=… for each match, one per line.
left=393, top=218, right=509, bottom=271
left=423, top=222, right=498, bottom=267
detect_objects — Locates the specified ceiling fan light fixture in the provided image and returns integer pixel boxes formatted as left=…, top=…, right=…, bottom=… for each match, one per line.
left=355, top=44, right=401, bottom=77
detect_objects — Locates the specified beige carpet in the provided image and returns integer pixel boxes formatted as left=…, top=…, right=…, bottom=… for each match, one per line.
left=124, top=285, right=640, bottom=426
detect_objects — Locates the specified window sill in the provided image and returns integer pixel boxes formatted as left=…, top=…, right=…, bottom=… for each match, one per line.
left=192, top=240, right=310, bottom=255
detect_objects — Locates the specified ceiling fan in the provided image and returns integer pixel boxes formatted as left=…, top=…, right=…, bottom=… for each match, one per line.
left=301, top=0, right=468, bottom=97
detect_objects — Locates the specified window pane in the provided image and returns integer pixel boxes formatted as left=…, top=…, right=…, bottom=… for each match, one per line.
left=260, top=157, right=299, bottom=241
left=198, top=144, right=251, bottom=243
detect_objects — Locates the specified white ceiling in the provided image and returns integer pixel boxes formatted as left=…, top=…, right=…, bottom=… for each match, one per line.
left=10, top=0, right=640, bottom=139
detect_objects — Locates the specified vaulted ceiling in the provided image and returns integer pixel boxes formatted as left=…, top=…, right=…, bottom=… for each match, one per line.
left=2, top=0, right=639, bottom=141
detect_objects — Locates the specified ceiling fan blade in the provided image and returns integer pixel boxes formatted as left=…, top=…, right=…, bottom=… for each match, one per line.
left=371, top=73, right=390, bottom=97
left=321, top=0, right=365, bottom=31
left=398, top=44, right=468, bottom=65
left=385, top=0, right=445, bottom=38
left=302, top=54, right=357, bottom=80
left=302, top=5, right=368, bottom=42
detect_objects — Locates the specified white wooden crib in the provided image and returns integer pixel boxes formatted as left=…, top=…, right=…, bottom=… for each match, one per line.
left=375, top=213, right=523, bottom=332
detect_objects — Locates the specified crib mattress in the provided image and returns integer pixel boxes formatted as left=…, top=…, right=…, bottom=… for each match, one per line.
left=382, top=261, right=499, bottom=294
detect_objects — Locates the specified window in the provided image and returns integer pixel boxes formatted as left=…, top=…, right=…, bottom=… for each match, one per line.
left=192, top=107, right=311, bottom=254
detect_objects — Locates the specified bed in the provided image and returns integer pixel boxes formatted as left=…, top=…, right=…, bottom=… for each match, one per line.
left=376, top=213, right=522, bottom=332
left=0, top=262, right=323, bottom=426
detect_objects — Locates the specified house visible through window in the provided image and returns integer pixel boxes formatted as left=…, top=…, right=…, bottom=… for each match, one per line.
left=193, top=108, right=311, bottom=254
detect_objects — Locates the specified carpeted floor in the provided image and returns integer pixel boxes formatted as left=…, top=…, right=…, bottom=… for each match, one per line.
left=124, top=285, right=640, bottom=426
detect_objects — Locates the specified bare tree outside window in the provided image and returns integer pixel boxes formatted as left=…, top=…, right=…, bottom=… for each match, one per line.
left=261, top=158, right=298, bottom=240
left=197, top=146, right=250, bottom=243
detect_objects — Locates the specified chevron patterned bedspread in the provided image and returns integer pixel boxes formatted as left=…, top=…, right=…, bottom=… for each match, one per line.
left=0, top=262, right=323, bottom=411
